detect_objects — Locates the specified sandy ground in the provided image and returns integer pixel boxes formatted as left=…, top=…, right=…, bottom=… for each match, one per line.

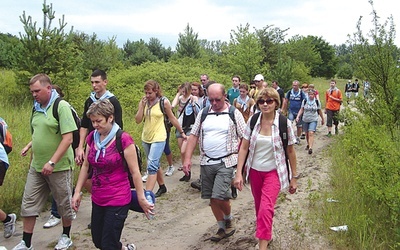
left=0, top=120, right=337, bottom=250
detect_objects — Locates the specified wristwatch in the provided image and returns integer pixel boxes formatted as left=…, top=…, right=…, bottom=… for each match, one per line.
left=48, top=160, right=56, bottom=167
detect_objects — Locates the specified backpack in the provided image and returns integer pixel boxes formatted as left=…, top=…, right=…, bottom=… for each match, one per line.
left=200, top=105, right=237, bottom=126
left=52, top=98, right=81, bottom=153
left=0, top=118, right=12, bottom=154
left=302, top=99, right=320, bottom=108
left=116, top=129, right=143, bottom=188
left=159, top=96, right=172, bottom=132
left=245, top=112, right=291, bottom=182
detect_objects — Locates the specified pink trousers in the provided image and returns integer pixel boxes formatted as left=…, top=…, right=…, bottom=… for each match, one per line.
left=249, top=168, right=280, bottom=240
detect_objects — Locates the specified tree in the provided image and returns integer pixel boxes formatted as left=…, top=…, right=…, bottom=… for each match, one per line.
left=308, top=36, right=338, bottom=78
left=0, top=33, right=22, bottom=69
left=175, top=24, right=201, bottom=59
left=147, top=37, right=173, bottom=61
left=123, top=39, right=157, bottom=66
left=16, top=1, right=82, bottom=96
left=221, top=23, right=264, bottom=82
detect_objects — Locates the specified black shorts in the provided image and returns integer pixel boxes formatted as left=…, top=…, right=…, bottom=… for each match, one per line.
left=0, top=161, right=7, bottom=186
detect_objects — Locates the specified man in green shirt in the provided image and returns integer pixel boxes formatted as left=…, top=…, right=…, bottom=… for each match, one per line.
left=13, top=74, right=76, bottom=250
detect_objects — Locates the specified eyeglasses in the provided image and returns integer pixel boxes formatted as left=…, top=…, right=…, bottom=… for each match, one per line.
left=257, top=98, right=275, bottom=105
left=209, top=98, right=222, bottom=103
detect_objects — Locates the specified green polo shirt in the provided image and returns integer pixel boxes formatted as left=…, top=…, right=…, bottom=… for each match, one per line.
left=31, top=100, right=77, bottom=172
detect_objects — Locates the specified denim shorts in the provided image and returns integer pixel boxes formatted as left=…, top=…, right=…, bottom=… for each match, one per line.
left=303, top=121, right=317, bottom=132
left=289, top=112, right=303, bottom=127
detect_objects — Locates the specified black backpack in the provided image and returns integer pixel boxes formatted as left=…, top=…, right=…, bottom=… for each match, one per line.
left=159, top=96, right=172, bottom=132
left=31, top=98, right=81, bottom=154
left=115, top=129, right=143, bottom=188
left=245, top=112, right=291, bottom=182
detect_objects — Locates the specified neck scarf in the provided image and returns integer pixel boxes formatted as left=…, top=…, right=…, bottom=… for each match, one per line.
left=93, top=122, right=120, bottom=162
left=307, top=97, right=316, bottom=106
left=90, top=90, right=115, bottom=102
left=146, top=97, right=160, bottom=121
left=34, top=89, right=60, bottom=115
left=290, top=89, right=301, bottom=98
left=237, top=95, right=250, bottom=111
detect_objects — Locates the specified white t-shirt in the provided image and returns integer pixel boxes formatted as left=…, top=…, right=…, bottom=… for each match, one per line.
left=251, top=134, right=276, bottom=172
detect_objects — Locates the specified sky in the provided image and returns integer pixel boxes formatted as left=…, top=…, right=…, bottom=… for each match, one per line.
left=0, top=0, right=398, bottom=49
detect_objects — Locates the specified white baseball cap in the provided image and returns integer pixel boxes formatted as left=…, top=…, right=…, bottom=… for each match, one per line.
left=254, top=74, right=264, bottom=81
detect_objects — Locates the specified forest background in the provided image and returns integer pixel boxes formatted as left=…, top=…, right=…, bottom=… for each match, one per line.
left=0, top=1, right=399, bottom=249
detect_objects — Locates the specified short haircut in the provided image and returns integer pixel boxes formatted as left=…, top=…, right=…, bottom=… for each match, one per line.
left=239, top=83, right=248, bottom=91
left=29, top=73, right=52, bottom=86
left=256, top=87, right=281, bottom=109
left=86, top=98, right=115, bottom=121
left=91, top=69, right=107, bottom=80
left=232, top=75, right=241, bottom=82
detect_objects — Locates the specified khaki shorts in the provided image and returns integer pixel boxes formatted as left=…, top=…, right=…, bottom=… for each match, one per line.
left=21, top=166, right=75, bottom=220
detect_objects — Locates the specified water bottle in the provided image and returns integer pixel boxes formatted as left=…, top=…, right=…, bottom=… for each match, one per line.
left=145, top=190, right=154, bottom=220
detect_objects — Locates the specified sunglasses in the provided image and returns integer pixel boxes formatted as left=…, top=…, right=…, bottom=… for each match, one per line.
left=209, top=98, right=223, bottom=103
left=257, top=98, right=275, bottom=105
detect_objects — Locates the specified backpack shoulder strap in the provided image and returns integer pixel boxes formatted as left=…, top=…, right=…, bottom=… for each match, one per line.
left=200, top=105, right=211, bottom=124
left=228, top=105, right=237, bottom=126
left=316, top=99, right=320, bottom=108
left=278, top=114, right=290, bottom=182
left=52, top=97, right=62, bottom=122
left=159, top=96, right=166, bottom=115
left=249, top=112, right=260, bottom=132
left=116, top=129, right=126, bottom=167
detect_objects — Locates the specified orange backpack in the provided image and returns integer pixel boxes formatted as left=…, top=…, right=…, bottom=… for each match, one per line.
left=0, top=118, right=12, bottom=154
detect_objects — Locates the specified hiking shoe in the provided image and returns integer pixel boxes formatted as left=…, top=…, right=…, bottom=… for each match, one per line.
left=142, top=172, right=148, bottom=182
left=190, top=179, right=201, bottom=191
left=54, top=234, right=73, bottom=250
left=210, top=228, right=226, bottom=242
left=155, top=186, right=167, bottom=198
left=126, top=243, right=137, bottom=250
left=12, top=240, right=34, bottom=250
left=326, top=132, right=332, bottom=138
left=165, top=165, right=175, bottom=176
left=43, top=214, right=61, bottom=228
left=4, top=213, right=16, bottom=238
left=308, top=148, right=313, bottom=154
left=225, top=218, right=236, bottom=237
left=300, top=133, right=306, bottom=139
left=231, top=186, right=237, bottom=199
left=335, top=126, right=339, bottom=135
left=179, top=171, right=191, bottom=182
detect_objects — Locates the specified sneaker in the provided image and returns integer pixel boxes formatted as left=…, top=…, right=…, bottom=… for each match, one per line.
left=225, top=218, right=236, bottom=237
left=155, top=186, right=167, bottom=198
left=300, top=133, right=306, bottom=139
left=43, top=214, right=61, bottom=228
left=142, top=172, right=148, bottom=182
left=126, top=243, right=137, bottom=250
left=4, top=213, right=16, bottom=238
left=295, top=137, right=300, bottom=145
left=12, top=240, right=34, bottom=250
left=335, top=126, right=339, bottom=135
left=308, top=148, right=313, bottom=154
left=190, top=179, right=201, bottom=191
left=54, top=234, right=73, bottom=250
left=165, top=165, right=175, bottom=176
left=210, top=228, right=226, bottom=242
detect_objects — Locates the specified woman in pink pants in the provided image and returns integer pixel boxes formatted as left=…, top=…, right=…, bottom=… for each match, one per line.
left=234, top=87, right=298, bottom=249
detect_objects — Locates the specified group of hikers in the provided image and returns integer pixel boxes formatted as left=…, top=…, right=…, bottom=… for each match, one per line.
left=0, top=71, right=345, bottom=250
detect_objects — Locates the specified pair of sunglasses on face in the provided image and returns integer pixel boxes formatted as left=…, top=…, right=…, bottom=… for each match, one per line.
left=257, top=98, right=275, bottom=105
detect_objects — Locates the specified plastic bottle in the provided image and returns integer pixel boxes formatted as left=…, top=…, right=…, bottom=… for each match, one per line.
left=145, top=190, right=154, bottom=220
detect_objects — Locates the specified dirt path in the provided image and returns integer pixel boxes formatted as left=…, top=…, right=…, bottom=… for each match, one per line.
left=1, top=121, right=336, bottom=250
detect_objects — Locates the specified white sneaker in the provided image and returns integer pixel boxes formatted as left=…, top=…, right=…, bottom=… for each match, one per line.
left=4, top=213, right=16, bottom=238
left=54, top=234, right=73, bottom=250
left=12, top=240, right=34, bottom=250
left=142, top=172, right=148, bottom=182
left=43, top=214, right=61, bottom=228
left=165, top=165, right=175, bottom=176
left=126, top=243, right=137, bottom=250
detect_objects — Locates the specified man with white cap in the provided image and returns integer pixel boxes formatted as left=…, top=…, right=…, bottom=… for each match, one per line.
left=249, top=74, right=266, bottom=99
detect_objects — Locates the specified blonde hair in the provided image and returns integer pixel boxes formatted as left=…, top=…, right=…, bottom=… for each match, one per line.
left=86, top=99, right=115, bottom=121
left=256, top=87, right=280, bottom=109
